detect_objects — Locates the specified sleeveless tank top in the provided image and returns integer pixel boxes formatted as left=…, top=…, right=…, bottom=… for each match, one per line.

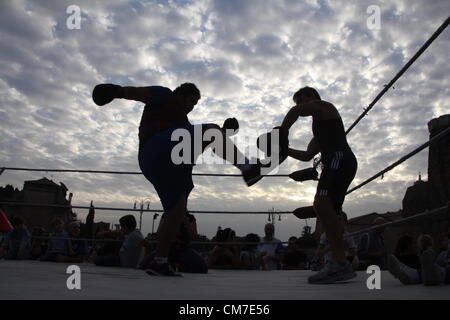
left=312, top=117, right=353, bottom=165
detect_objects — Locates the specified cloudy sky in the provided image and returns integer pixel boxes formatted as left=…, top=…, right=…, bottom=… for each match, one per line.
left=1, top=0, right=449, bottom=241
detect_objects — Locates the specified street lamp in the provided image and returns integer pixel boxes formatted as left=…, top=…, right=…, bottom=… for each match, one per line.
left=133, top=198, right=151, bottom=231
left=152, top=213, right=159, bottom=235
left=268, top=207, right=275, bottom=225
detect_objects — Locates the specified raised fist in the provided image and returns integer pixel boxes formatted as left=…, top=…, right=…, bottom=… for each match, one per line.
left=92, top=83, right=125, bottom=106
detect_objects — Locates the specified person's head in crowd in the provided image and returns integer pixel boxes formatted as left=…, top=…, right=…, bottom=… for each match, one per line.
left=68, top=221, right=81, bottom=237
left=372, top=217, right=386, bottom=234
left=119, top=215, right=137, bottom=235
left=31, top=226, right=45, bottom=237
left=264, top=223, right=275, bottom=240
left=437, top=232, right=449, bottom=251
left=12, top=217, right=25, bottom=231
left=216, top=228, right=235, bottom=243
left=52, top=218, right=65, bottom=233
left=417, top=234, right=434, bottom=251
left=288, top=236, right=298, bottom=248
left=394, top=235, right=415, bottom=256
left=243, top=233, right=260, bottom=251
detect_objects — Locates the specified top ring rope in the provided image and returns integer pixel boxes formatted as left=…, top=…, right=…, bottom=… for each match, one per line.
left=0, top=167, right=289, bottom=177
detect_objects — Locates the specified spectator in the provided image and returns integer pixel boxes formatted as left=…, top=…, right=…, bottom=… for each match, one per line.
left=387, top=235, right=421, bottom=284
left=68, top=221, right=89, bottom=262
left=436, top=232, right=449, bottom=268
left=30, top=227, right=47, bottom=260
left=357, top=217, right=387, bottom=270
left=2, top=217, right=31, bottom=260
left=388, top=234, right=450, bottom=286
left=282, top=236, right=308, bottom=270
left=95, top=215, right=144, bottom=268
left=258, top=223, right=283, bottom=270
left=240, top=233, right=262, bottom=270
left=207, top=228, right=241, bottom=269
left=91, top=232, right=123, bottom=263
left=394, top=235, right=421, bottom=269
left=141, top=211, right=208, bottom=273
left=417, top=234, right=449, bottom=285
left=40, top=218, right=74, bottom=262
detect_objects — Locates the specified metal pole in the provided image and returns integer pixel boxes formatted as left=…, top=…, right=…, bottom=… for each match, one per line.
left=152, top=213, right=156, bottom=234
left=139, top=201, right=143, bottom=231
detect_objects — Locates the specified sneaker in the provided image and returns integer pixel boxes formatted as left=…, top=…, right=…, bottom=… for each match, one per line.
left=420, top=249, right=444, bottom=286
left=387, top=254, right=420, bottom=285
left=308, top=260, right=356, bottom=284
left=242, top=163, right=263, bottom=187
left=146, top=262, right=182, bottom=277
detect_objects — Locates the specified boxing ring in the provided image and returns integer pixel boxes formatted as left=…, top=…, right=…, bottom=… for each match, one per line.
left=0, top=16, right=449, bottom=300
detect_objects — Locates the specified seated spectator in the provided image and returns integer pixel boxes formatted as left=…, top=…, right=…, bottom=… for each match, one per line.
left=68, top=221, right=90, bottom=262
left=208, top=228, right=241, bottom=269
left=91, top=235, right=122, bottom=263
left=387, top=235, right=421, bottom=284
left=357, top=217, right=387, bottom=270
left=258, top=223, right=283, bottom=270
left=282, top=236, right=308, bottom=270
left=2, top=217, right=31, bottom=260
left=140, top=211, right=208, bottom=274
left=418, top=234, right=450, bottom=286
left=316, top=212, right=358, bottom=270
left=394, top=234, right=421, bottom=269
left=388, top=234, right=450, bottom=286
left=94, top=215, right=144, bottom=268
left=240, top=233, right=262, bottom=270
left=436, top=232, right=450, bottom=268
left=40, top=218, right=75, bottom=262
left=30, top=227, right=47, bottom=260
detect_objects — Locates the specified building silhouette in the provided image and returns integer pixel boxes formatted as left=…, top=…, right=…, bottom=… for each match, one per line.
left=348, top=114, right=450, bottom=250
left=0, top=177, right=75, bottom=231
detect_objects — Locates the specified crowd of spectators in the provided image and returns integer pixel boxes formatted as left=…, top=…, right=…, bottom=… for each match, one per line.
left=1, top=212, right=449, bottom=286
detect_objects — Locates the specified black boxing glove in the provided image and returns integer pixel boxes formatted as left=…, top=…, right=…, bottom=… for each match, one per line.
left=92, top=83, right=125, bottom=106
left=289, top=167, right=319, bottom=182
left=256, top=127, right=289, bottom=168
left=222, top=117, right=239, bottom=135
left=257, top=127, right=289, bottom=156
left=293, top=206, right=316, bottom=219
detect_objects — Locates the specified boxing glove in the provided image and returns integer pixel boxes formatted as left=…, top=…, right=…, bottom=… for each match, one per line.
left=289, top=167, right=319, bottom=182
left=257, top=127, right=289, bottom=157
left=92, top=83, right=125, bottom=106
left=222, top=117, right=239, bottom=135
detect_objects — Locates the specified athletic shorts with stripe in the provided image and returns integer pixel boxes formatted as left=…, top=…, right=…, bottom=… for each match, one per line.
left=316, top=151, right=357, bottom=214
